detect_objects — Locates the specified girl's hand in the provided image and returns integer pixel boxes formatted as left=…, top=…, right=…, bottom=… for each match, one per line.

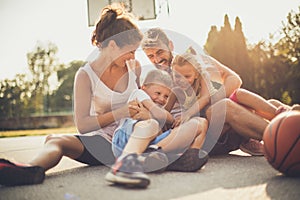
left=181, top=112, right=192, bottom=124
left=172, top=117, right=182, bottom=128
left=126, top=59, right=138, bottom=70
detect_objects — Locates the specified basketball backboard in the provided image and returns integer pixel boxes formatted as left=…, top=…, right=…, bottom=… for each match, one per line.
left=87, top=0, right=156, bottom=26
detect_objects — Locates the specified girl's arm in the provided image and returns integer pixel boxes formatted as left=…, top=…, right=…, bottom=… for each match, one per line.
left=164, top=91, right=178, bottom=112
left=181, top=78, right=210, bottom=123
left=73, top=70, right=137, bottom=134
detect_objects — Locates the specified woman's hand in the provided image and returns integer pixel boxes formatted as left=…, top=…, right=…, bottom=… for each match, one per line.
left=132, top=101, right=151, bottom=120
left=127, top=100, right=140, bottom=118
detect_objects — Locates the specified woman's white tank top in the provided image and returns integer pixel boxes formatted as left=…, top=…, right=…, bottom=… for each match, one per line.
left=81, top=63, right=138, bottom=141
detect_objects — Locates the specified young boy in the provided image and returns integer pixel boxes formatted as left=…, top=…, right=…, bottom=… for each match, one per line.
left=105, top=69, right=208, bottom=187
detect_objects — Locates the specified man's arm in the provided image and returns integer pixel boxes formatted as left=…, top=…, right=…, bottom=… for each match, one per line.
left=205, top=55, right=242, bottom=97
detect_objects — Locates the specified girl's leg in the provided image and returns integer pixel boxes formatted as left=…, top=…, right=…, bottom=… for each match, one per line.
left=29, top=135, right=85, bottom=171
left=156, top=117, right=208, bottom=153
left=121, top=119, right=160, bottom=156
left=234, top=89, right=278, bottom=120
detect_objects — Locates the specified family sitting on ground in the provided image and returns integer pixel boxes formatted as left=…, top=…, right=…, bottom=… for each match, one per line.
left=0, top=3, right=299, bottom=188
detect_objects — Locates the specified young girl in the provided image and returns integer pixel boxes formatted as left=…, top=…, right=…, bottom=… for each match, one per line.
left=168, top=51, right=296, bottom=156
left=165, top=52, right=216, bottom=127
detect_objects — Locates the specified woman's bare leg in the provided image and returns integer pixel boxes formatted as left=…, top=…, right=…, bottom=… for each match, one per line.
left=29, top=135, right=84, bottom=171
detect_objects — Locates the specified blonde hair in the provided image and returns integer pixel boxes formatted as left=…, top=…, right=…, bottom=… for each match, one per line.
left=172, top=52, right=217, bottom=96
left=143, top=69, right=173, bottom=88
left=172, top=52, right=203, bottom=75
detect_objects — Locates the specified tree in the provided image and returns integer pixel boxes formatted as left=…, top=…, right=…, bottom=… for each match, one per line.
left=204, top=14, right=253, bottom=89
left=0, top=74, right=32, bottom=118
left=274, top=6, right=300, bottom=103
left=51, top=60, right=85, bottom=113
left=26, top=41, right=60, bottom=114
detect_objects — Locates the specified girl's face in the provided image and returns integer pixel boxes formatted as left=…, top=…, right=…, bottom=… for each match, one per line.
left=142, top=84, right=171, bottom=107
left=113, top=42, right=140, bottom=67
left=173, top=63, right=198, bottom=90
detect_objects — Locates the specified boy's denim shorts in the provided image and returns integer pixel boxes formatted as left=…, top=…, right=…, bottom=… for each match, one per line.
left=112, top=118, right=171, bottom=158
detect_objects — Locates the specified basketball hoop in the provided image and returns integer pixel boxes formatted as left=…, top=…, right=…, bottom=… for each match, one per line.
left=87, top=0, right=156, bottom=26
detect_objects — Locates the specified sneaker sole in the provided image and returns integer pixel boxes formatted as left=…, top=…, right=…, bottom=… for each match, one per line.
left=166, top=149, right=209, bottom=172
left=0, top=166, right=45, bottom=186
left=239, top=145, right=264, bottom=156
left=105, top=171, right=150, bottom=188
left=143, top=152, right=169, bottom=173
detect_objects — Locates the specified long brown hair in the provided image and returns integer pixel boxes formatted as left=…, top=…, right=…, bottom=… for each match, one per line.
left=91, top=3, right=143, bottom=48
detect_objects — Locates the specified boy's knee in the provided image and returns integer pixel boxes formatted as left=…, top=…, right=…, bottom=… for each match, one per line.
left=134, top=119, right=160, bottom=138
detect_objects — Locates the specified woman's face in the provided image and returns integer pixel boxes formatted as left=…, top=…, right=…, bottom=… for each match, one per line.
left=113, top=42, right=140, bottom=67
left=173, top=63, right=198, bottom=90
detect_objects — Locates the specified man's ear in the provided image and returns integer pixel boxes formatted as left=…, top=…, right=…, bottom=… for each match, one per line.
left=168, top=41, right=174, bottom=51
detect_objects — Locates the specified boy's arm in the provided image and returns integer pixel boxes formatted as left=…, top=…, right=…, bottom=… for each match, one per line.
left=142, top=99, right=175, bottom=125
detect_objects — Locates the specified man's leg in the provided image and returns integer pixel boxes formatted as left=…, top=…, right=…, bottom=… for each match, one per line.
left=204, top=99, right=268, bottom=155
left=221, top=99, right=268, bottom=140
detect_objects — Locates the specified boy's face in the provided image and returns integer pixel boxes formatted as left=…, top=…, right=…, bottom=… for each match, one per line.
left=143, top=43, right=173, bottom=71
left=142, top=84, right=171, bottom=107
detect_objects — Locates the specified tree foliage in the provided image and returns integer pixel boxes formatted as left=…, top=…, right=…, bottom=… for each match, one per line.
left=204, top=8, right=300, bottom=104
left=51, top=60, right=85, bottom=112
left=204, top=15, right=253, bottom=90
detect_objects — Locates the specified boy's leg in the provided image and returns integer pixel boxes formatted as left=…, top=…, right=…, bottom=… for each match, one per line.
left=122, top=119, right=160, bottom=155
left=106, top=119, right=161, bottom=188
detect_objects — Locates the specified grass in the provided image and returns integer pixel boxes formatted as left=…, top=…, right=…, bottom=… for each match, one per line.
left=0, top=126, right=78, bottom=138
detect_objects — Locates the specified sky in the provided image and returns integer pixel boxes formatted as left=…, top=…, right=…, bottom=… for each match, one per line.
left=0, top=0, right=299, bottom=81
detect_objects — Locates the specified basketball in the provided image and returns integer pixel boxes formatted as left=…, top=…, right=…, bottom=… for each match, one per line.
left=263, top=110, right=300, bottom=177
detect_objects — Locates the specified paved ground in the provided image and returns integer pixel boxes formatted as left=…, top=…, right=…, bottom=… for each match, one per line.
left=0, top=135, right=300, bottom=200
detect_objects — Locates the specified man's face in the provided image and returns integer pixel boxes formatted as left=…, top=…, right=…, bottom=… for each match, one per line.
left=143, top=44, right=173, bottom=71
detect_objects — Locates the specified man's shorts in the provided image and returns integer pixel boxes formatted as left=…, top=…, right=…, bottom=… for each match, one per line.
left=208, top=128, right=247, bottom=156
left=112, top=118, right=171, bottom=158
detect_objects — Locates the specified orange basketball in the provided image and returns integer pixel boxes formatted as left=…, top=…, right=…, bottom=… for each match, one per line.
left=263, top=111, right=300, bottom=177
